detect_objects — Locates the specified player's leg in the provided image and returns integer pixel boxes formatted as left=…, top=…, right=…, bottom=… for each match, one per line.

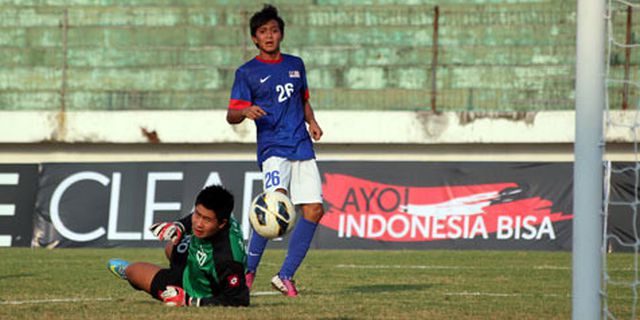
left=245, top=230, right=265, bottom=289
left=273, top=159, right=323, bottom=297
left=125, top=242, right=175, bottom=292
left=279, top=203, right=323, bottom=280
left=246, top=156, right=292, bottom=288
left=125, top=262, right=163, bottom=293
left=147, top=267, right=183, bottom=301
left=108, top=242, right=173, bottom=281
left=109, top=242, right=185, bottom=300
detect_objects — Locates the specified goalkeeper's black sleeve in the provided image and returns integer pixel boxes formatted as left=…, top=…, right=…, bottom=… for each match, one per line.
left=177, top=213, right=192, bottom=233
left=191, top=261, right=250, bottom=307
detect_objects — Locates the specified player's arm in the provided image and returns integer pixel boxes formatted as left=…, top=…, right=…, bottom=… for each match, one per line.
left=176, top=213, right=192, bottom=233
left=191, top=261, right=250, bottom=307
left=227, top=68, right=265, bottom=124
left=226, top=105, right=267, bottom=124
left=304, top=100, right=323, bottom=141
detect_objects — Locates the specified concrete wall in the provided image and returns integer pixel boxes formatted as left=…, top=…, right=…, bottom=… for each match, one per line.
left=0, top=110, right=636, bottom=163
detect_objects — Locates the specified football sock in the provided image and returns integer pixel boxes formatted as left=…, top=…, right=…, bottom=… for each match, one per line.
left=279, top=217, right=318, bottom=279
left=247, top=230, right=269, bottom=273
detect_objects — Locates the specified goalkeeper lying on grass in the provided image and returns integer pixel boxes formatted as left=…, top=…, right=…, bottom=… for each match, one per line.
left=107, top=185, right=249, bottom=307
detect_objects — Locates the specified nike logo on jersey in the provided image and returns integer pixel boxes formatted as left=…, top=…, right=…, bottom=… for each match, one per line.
left=260, top=76, right=271, bottom=83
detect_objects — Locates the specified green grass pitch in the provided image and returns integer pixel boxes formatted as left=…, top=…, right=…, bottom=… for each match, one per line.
left=0, top=247, right=634, bottom=319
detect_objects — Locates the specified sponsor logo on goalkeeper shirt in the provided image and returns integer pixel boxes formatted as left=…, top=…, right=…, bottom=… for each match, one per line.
left=227, top=275, right=240, bottom=287
left=196, top=246, right=207, bottom=266
left=319, top=173, right=572, bottom=242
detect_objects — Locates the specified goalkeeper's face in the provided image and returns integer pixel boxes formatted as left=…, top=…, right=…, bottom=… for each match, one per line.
left=191, top=204, right=227, bottom=239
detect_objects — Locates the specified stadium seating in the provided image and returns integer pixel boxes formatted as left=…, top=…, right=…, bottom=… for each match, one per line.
left=0, top=0, right=620, bottom=112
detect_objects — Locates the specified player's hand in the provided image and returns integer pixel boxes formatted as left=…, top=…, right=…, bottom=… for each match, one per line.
left=149, top=221, right=185, bottom=244
left=242, top=105, right=267, bottom=120
left=308, top=120, right=323, bottom=141
left=161, top=286, right=187, bottom=307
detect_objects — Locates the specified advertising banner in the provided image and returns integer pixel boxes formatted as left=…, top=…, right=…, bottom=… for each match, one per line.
left=316, top=162, right=573, bottom=250
left=34, top=162, right=259, bottom=248
left=0, top=165, right=39, bottom=247
left=33, top=161, right=574, bottom=250
left=607, top=162, right=640, bottom=252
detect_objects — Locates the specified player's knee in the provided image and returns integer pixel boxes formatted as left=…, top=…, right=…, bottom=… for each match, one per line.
left=124, top=262, right=159, bottom=293
left=302, top=203, right=324, bottom=223
left=124, top=262, right=143, bottom=280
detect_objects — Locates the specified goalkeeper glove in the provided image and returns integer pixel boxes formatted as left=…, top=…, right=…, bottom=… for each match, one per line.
left=161, top=286, right=188, bottom=307
left=149, top=221, right=185, bottom=244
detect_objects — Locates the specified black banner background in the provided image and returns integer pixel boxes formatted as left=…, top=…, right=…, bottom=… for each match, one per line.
left=0, top=165, right=39, bottom=247
left=31, top=161, right=575, bottom=250
left=606, top=162, right=640, bottom=252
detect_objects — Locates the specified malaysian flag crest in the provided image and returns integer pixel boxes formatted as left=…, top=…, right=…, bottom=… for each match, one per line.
left=289, top=70, right=300, bottom=78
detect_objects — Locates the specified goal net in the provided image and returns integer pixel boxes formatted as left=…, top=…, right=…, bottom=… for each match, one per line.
left=602, top=0, right=640, bottom=318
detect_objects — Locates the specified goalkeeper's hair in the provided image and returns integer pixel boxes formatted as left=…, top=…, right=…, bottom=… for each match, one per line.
left=249, top=4, right=285, bottom=38
left=196, top=185, right=234, bottom=223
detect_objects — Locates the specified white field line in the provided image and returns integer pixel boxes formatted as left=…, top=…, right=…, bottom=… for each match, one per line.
left=0, top=292, right=281, bottom=305
left=0, top=297, right=113, bottom=305
left=336, top=264, right=572, bottom=270
left=335, top=264, right=639, bottom=299
left=334, top=264, right=619, bottom=271
left=336, top=264, right=468, bottom=270
left=0, top=264, right=629, bottom=305
left=336, top=263, right=634, bottom=272
left=445, top=291, right=570, bottom=298
left=0, top=290, right=633, bottom=304
left=532, top=265, right=571, bottom=270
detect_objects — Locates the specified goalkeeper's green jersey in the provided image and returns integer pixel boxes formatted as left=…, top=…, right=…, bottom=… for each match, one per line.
left=179, top=216, right=248, bottom=306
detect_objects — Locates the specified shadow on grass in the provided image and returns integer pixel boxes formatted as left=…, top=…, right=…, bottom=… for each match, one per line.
left=343, top=283, right=433, bottom=294
left=124, top=297, right=290, bottom=308
left=0, top=273, right=35, bottom=280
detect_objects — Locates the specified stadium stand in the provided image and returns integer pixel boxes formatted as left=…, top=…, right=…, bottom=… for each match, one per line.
left=0, top=0, right=594, bottom=112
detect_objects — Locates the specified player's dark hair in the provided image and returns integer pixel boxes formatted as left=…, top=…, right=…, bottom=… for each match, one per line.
left=196, top=185, right=234, bottom=224
left=250, top=4, right=285, bottom=37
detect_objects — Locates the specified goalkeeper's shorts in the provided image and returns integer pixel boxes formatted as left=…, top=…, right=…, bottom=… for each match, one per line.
left=150, top=268, right=183, bottom=301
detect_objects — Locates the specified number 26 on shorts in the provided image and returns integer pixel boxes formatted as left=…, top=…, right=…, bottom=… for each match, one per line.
left=265, top=170, right=280, bottom=189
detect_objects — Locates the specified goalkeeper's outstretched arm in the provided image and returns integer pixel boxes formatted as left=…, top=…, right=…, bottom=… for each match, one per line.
left=177, top=213, right=192, bottom=233
left=148, top=213, right=194, bottom=244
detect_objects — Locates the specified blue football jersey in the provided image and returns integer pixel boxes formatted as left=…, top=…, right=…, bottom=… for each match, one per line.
left=229, top=54, right=315, bottom=167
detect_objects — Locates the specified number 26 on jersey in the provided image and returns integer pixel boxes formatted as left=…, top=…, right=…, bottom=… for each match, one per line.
left=276, top=83, right=294, bottom=103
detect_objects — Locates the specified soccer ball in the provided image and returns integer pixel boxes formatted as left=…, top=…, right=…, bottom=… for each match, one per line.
left=249, top=191, right=296, bottom=239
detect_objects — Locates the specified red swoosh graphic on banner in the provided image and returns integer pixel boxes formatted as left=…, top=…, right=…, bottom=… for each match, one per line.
left=320, top=173, right=572, bottom=242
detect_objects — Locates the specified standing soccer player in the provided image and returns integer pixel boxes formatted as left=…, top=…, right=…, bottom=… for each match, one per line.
left=107, top=185, right=249, bottom=307
left=226, top=4, right=325, bottom=297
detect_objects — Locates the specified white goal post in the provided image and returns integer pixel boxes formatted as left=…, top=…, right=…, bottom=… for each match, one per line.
left=573, top=0, right=606, bottom=319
